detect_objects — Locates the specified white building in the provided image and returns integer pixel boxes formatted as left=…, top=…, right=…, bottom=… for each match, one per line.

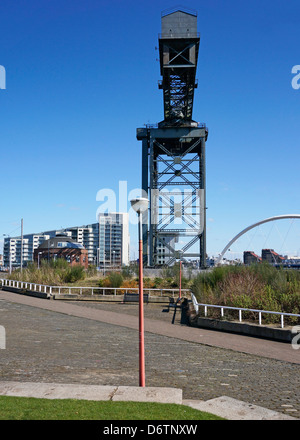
left=69, top=213, right=129, bottom=268
left=3, top=213, right=130, bottom=268
left=156, top=233, right=178, bottom=265
left=97, top=213, right=129, bottom=268
left=3, top=234, right=50, bottom=268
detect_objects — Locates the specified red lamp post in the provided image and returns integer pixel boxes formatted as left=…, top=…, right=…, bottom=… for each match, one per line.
left=179, top=259, right=182, bottom=300
left=178, top=250, right=183, bottom=300
left=130, top=197, right=149, bottom=387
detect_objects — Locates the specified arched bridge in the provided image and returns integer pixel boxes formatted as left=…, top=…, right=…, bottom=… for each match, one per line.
left=216, top=214, right=300, bottom=265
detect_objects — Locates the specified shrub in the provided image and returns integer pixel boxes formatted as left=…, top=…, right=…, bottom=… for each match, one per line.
left=8, top=261, right=65, bottom=285
left=49, top=259, right=69, bottom=270
left=86, top=265, right=97, bottom=277
left=107, top=272, right=123, bottom=288
left=143, top=277, right=153, bottom=288
left=64, top=266, right=85, bottom=283
left=120, top=279, right=138, bottom=289
left=191, top=264, right=300, bottom=325
left=153, top=277, right=163, bottom=288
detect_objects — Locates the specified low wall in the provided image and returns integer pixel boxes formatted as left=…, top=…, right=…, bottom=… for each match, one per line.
left=1, top=286, right=170, bottom=304
left=2, top=286, right=50, bottom=300
left=53, top=293, right=122, bottom=302
left=190, top=315, right=293, bottom=343
left=52, top=293, right=169, bottom=303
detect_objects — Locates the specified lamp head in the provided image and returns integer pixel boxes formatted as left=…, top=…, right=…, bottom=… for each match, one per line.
left=130, top=197, right=149, bottom=214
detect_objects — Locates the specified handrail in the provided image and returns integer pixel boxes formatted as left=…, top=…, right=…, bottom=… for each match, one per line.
left=1, top=278, right=298, bottom=329
left=190, top=293, right=300, bottom=329
left=0, top=278, right=191, bottom=298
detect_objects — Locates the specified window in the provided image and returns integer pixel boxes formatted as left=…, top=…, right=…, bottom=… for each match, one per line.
left=57, top=242, right=68, bottom=248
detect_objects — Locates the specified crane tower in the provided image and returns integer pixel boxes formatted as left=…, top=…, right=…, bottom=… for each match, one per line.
left=136, top=8, right=208, bottom=268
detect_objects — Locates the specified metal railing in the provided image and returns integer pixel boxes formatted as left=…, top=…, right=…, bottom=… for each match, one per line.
left=191, top=293, right=300, bottom=329
left=2, top=278, right=298, bottom=329
left=0, top=278, right=190, bottom=298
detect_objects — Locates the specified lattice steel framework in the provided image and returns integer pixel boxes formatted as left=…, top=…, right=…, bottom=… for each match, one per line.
left=137, top=9, right=208, bottom=267
left=158, top=37, right=199, bottom=124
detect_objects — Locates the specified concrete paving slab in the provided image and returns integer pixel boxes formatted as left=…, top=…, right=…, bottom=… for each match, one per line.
left=0, top=381, right=117, bottom=401
left=0, top=381, right=182, bottom=404
left=113, top=386, right=182, bottom=404
left=1, top=381, right=297, bottom=419
left=183, top=396, right=298, bottom=420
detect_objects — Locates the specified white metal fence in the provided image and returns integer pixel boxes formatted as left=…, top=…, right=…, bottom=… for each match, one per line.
left=191, top=293, right=300, bottom=329
left=0, top=278, right=190, bottom=298
left=1, top=278, right=299, bottom=329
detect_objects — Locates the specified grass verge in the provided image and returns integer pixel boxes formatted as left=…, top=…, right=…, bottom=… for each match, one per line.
left=0, top=396, right=224, bottom=420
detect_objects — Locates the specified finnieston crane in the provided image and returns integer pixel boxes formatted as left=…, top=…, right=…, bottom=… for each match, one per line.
left=137, top=8, right=208, bottom=268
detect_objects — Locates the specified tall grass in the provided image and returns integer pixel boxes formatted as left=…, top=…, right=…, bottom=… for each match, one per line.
left=192, top=263, right=300, bottom=324
left=7, top=260, right=85, bottom=285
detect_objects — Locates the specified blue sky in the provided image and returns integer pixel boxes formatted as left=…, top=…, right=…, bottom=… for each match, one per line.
left=0, top=0, right=300, bottom=259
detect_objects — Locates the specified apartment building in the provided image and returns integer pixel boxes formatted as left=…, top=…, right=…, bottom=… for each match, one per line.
left=261, top=249, right=284, bottom=264
left=3, top=234, right=50, bottom=268
left=69, top=213, right=129, bottom=268
left=155, top=233, right=178, bottom=266
left=3, top=213, right=130, bottom=268
left=243, top=251, right=262, bottom=265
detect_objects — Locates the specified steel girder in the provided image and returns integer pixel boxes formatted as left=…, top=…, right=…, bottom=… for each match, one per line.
left=150, top=135, right=205, bottom=266
left=158, top=37, right=199, bottom=125
left=137, top=127, right=207, bottom=267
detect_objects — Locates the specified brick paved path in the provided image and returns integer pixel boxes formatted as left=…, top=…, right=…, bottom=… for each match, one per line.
left=0, top=290, right=299, bottom=418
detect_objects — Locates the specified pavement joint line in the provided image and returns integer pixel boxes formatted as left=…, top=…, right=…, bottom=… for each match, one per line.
left=109, top=387, right=119, bottom=401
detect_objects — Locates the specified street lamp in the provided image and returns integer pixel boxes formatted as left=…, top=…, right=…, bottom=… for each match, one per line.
left=38, top=252, right=42, bottom=269
left=130, top=197, right=149, bottom=387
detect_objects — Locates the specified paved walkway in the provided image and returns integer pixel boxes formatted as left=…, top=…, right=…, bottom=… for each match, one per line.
left=1, top=291, right=298, bottom=363
left=0, top=290, right=299, bottom=419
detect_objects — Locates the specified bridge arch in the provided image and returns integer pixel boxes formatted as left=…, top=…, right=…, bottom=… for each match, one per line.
left=215, top=214, right=300, bottom=265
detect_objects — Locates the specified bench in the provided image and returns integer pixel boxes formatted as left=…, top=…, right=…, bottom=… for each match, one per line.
left=167, top=297, right=182, bottom=312
left=123, top=292, right=149, bottom=304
